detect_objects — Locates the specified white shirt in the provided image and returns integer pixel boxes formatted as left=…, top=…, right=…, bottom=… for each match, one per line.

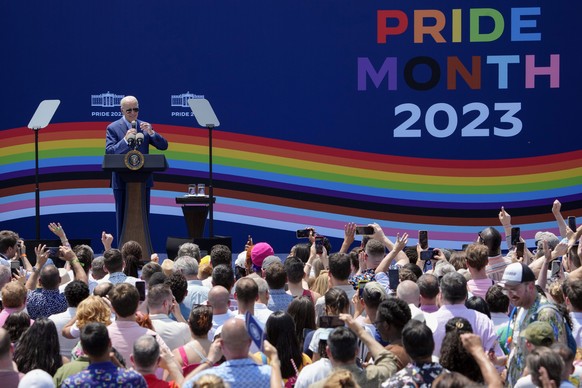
left=210, top=310, right=235, bottom=340
left=149, top=313, right=191, bottom=352
left=243, top=303, right=273, bottom=325
left=49, top=307, right=78, bottom=358
left=294, top=358, right=333, bottom=388
left=181, top=279, right=210, bottom=316
left=58, top=271, right=98, bottom=294
left=570, top=311, right=582, bottom=347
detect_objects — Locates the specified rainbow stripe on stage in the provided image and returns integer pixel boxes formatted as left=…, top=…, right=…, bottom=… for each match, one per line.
left=1, top=122, right=582, bottom=248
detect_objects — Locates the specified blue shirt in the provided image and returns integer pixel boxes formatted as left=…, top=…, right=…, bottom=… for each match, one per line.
left=267, top=288, right=294, bottom=312
left=183, top=358, right=271, bottom=388
left=181, top=280, right=210, bottom=317
left=61, top=361, right=147, bottom=388
left=26, top=288, right=67, bottom=320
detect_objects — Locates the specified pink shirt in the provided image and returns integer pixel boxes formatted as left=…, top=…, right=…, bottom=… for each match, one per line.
left=467, top=278, right=495, bottom=299
left=0, top=307, right=34, bottom=327
left=107, top=320, right=169, bottom=365
left=429, top=304, right=501, bottom=357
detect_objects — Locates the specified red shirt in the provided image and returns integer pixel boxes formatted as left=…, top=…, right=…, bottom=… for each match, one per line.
left=143, top=374, right=179, bottom=388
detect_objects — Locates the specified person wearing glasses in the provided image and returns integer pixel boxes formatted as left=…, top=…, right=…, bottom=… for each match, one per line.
left=105, top=96, right=168, bottom=242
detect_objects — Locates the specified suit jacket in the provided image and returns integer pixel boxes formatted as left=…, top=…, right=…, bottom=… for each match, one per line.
left=105, top=118, right=169, bottom=189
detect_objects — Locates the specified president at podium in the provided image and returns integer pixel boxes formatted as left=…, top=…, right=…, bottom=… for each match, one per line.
left=105, top=96, right=169, bottom=242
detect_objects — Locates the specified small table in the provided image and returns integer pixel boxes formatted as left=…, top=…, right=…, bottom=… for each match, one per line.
left=175, top=196, right=216, bottom=238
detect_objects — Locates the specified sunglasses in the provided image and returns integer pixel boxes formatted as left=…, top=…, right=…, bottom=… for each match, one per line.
left=124, top=108, right=139, bottom=113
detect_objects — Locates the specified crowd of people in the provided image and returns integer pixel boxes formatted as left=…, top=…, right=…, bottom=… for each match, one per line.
left=0, top=200, right=581, bottom=387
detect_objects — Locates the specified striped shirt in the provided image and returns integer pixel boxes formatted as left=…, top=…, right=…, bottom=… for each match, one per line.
left=485, top=254, right=513, bottom=282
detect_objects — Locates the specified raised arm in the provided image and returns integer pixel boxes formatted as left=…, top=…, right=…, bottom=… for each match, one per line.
left=159, top=342, right=184, bottom=386
left=339, top=222, right=356, bottom=254
left=371, top=223, right=408, bottom=264
left=263, top=339, right=284, bottom=388
left=461, top=333, right=503, bottom=388
left=552, top=200, right=570, bottom=239
left=48, top=222, right=71, bottom=248
left=376, top=233, right=408, bottom=274
left=26, top=245, right=49, bottom=290
left=61, top=246, right=88, bottom=285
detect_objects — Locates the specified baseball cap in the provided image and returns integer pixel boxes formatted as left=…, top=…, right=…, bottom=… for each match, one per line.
left=251, top=242, right=274, bottom=267
left=535, top=231, right=560, bottom=250
left=520, top=321, right=555, bottom=346
left=261, top=255, right=280, bottom=270
left=500, top=262, right=535, bottom=286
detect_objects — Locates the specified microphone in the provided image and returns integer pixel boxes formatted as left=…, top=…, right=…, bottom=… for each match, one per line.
left=127, top=133, right=136, bottom=148
left=135, top=133, right=144, bottom=147
left=131, top=120, right=137, bottom=130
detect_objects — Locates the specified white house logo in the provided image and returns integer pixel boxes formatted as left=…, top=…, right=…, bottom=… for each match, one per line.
left=171, top=92, right=204, bottom=116
left=91, top=92, right=125, bottom=117
left=91, top=92, right=124, bottom=107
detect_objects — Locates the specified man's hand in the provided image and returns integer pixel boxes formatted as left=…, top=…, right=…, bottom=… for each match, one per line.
left=460, top=333, right=484, bottom=356
left=207, top=338, right=223, bottom=364
left=34, top=244, right=49, bottom=269
left=263, top=339, right=279, bottom=361
left=140, top=121, right=155, bottom=136
left=433, top=248, right=446, bottom=261
left=60, top=246, right=76, bottom=262
left=48, top=222, right=66, bottom=239
left=553, top=240, right=568, bottom=258
left=344, top=222, right=356, bottom=243
left=17, top=239, right=26, bottom=258
left=159, top=343, right=178, bottom=371
left=371, top=223, right=386, bottom=242
left=339, top=313, right=362, bottom=336
left=101, top=231, right=113, bottom=251
left=552, top=199, right=562, bottom=216
left=151, top=253, right=159, bottom=263
left=394, top=233, right=408, bottom=252
left=498, top=206, right=511, bottom=227
left=124, top=127, right=137, bottom=141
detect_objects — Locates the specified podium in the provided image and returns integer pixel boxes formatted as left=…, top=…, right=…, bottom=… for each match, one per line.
left=103, top=154, right=168, bottom=258
left=175, top=196, right=216, bottom=239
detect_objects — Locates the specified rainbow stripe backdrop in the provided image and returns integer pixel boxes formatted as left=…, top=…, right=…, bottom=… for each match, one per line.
left=2, top=122, right=582, bottom=249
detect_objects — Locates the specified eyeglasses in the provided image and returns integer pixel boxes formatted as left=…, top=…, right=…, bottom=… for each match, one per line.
left=124, top=108, right=139, bottom=113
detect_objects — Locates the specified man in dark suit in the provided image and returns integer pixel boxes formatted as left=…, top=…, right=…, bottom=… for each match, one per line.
left=105, top=96, right=168, bottom=243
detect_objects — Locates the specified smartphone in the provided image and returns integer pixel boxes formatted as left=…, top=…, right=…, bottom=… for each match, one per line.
left=355, top=226, right=374, bottom=235
left=511, top=227, right=521, bottom=247
left=551, top=258, right=562, bottom=278
left=46, top=247, right=60, bottom=260
left=568, top=216, right=577, bottom=232
left=135, top=281, right=146, bottom=302
left=462, top=244, right=469, bottom=251
left=296, top=229, right=313, bottom=239
left=315, top=236, right=324, bottom=254
left=515, top=242, right=525, bottom=259
left=388, top=268, right=400, bottom=290
left=319, top=315, right=344, bottom=328
left=357, top=280, right=368, bottom=297
left=419, top=231, right=428, bottom=250
left=10, top=261, right=19, bottom=276
left=420, top=249, right=434, bottom=261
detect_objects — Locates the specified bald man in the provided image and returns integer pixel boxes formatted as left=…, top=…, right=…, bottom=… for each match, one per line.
left=105, top=95, right=168, bottom=241
left=182, top=318, right=271, bottom=388
left=207, top=286, right=235, bottom=340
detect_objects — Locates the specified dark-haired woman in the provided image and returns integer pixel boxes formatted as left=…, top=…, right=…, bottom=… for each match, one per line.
left=173, top=305, right=213, bottom=375
left=255, top=311, right=312, bottom=387
left=13, top=318, right=66, bottom=376
left=439, top=317, right=483, bottom=383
